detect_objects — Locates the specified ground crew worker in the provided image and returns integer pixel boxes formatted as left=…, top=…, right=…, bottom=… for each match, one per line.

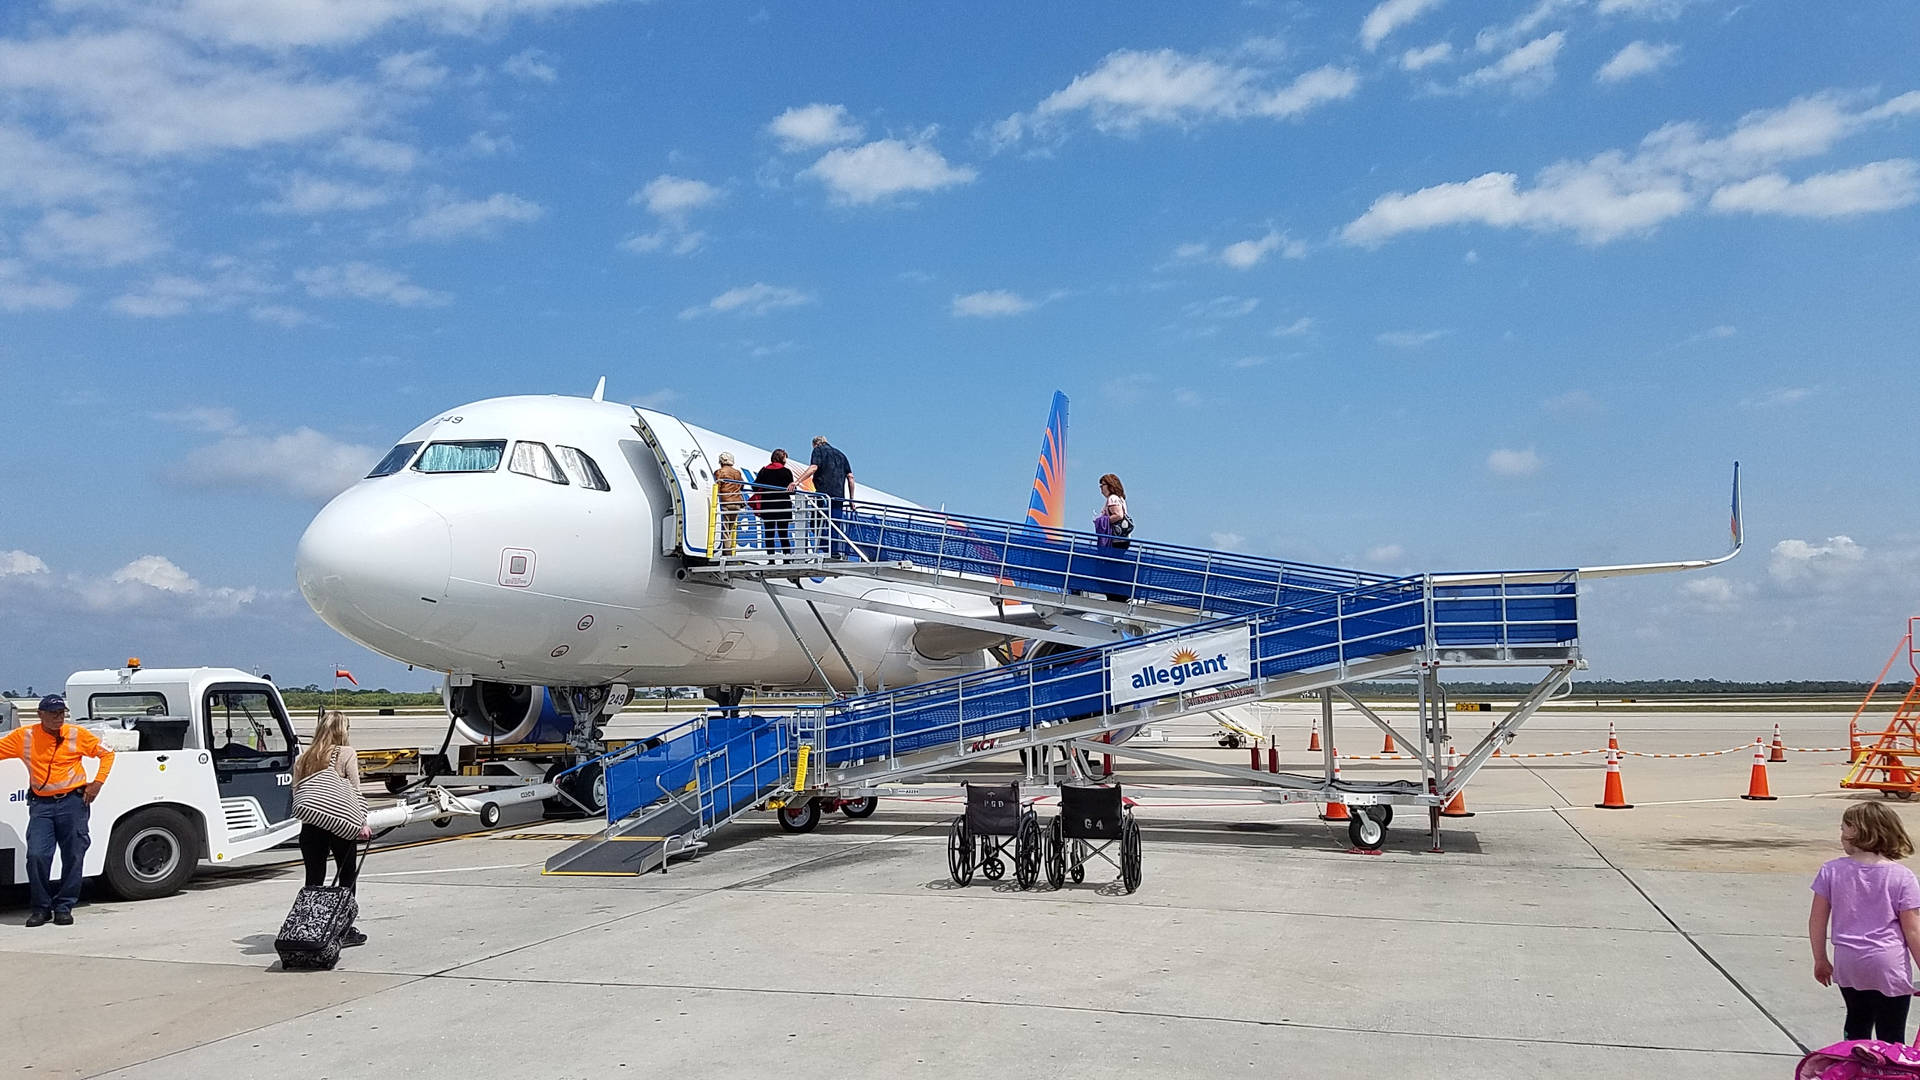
left=0, top=695, right=114, bottom=926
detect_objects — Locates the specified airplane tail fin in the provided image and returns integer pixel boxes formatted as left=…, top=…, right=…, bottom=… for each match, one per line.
left=1024, top=391, right=1068, bottom=535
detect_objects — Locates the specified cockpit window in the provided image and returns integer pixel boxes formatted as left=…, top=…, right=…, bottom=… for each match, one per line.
left=509, top=441, right=567, bottom=484
left=414, top=440, right=507, bottom=473
left=366, top=441, right=421, bottom=478
left=555, top=446, right=610, bottom=491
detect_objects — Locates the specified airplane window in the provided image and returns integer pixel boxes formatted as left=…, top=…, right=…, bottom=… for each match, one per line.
left=509, top=441, right=568, bottom=484
left=414, top=440, right=507, bottom=473
left=555, top=446, right=610, bottom=491
left=366, top=441, right=422, bottom=478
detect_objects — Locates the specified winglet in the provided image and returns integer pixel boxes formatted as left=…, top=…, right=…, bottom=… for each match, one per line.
left=1729, top=460, right=1743, bottom=555
left=1024, top=391, right=1068, bottom=535
left=591, top=376, right=606, bottom=402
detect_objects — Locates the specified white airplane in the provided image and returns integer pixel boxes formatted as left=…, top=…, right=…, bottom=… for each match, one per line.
left=295, top=386, right=1079, bottom=745
left=296, top=383, right=1740, bottom=753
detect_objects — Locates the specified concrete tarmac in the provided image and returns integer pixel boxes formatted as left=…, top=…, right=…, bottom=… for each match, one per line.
left=1, top=707, right=1896, bottom=1078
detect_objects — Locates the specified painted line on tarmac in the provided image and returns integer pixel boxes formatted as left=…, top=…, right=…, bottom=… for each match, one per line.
left=362, top=863, right=537, bottom=878
left=1475, top=790, right=1850, bottom=815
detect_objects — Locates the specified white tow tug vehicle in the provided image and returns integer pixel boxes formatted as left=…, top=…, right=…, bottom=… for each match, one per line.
left=0, top=663, right=303, bottom=900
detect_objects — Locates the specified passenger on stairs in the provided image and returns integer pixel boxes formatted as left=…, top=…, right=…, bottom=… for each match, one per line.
left=792, top=435, right=855, bottom=558
left=714, top=452, right=746, bottom=555
left=754, top=450, right=796, bottom=561
left=1092, top=473, right=1135, bottom=601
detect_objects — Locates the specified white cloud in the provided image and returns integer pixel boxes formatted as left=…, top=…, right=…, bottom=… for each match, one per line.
left=1595, top=0, right=1693, bottom=16
left=0, top=29, right=370, bottom=156
left=1343, top=89, right=1920, bottom=247
left=1366, top=543, right=1406, bottom=563
left=1710, top=160, right=1920, bottom=219
left=1487, top=446, right=1544, bottom=477
left=25, top=206, right=165, bottom=268
left=1596, top=40, right=1678, bottom=84
left=1272, top=317, right=1315, bottom=337
left=114, top=554, right=197, bottom=593
left=1219, top=230, right=1306, bottom=269
left=251, top=304, right=313, bottom=327
left=81, top=555, right=259, bottom=616
left=1740, top=386, right=1815, bottom=409
left=1473, top=0, right=1575, bottom=55
left=768, top=103, right=864, bottom=151
left=297, top=262, right=451, bottom=307
left=1211, top=532, right=1246, bottom=551
left=466, top=131, right=515, bottom=157
left=1361, top=0, right=1444, bottom=51
left=621, top=230, right=705, bottom=256
left=635, top=175, right=722, bottom=217
left=154, top=405, right=243, bottom=433
left=1543, top=389, right=1601, bottom=414
left=1399, top=42, right=1454, bottom=71
left=1460, top=31, right=1564, bottom=93
left=801, top=139, right=977, bottom=205
left=0, top=550, right=50, bottom=577
left=502, top=47, right=557, bottom=83
left=169, top=428, right=381, bottom=501
left=992, top=49, right=1358, bottom=144
left=951, top=290, right=1036, bottom=318
left=111, top=261, right=273, bottom=318
left=0, top=123, right=129, bottom=208
left=379, top=49, right=448, bottom=89
left=1183, top=295, right=1260, bottom=320
left=1770, top=536, right=1867, bottom=586
left=267, top=173, right=394, bottom=214
left=679, top=283, right=815, bottom=319
left=1228, top=356, right=1269, bottom=369
left=1679, top=575, right=1748, bottom=611
left=405, top=190, right=544, bottom=240
left=150, top=0, right=613, bottom=49
left=332, top=134, right=420, bottom=173
left=0, top=259, right=81, bottom=312
left=1377, top=328, right=1451, bottom=347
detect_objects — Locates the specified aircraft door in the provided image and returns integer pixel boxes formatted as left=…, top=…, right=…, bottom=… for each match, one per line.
left=200, top=685, right=297, bottom=825
left=632, top=408, right=719, bottom=557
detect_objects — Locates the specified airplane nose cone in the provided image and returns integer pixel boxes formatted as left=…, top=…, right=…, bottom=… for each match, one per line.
left=297, top=488, right=452, bottom=641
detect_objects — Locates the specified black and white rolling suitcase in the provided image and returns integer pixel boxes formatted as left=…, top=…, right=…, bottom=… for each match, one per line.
left=274, top=845, right=364, bottom=971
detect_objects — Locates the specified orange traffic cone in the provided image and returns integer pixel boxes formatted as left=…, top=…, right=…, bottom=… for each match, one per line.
left=1769, top=722, right=1787, bottom=764
left=1382, top=729, right=1398, bottom=754
left=1742, top=737, right=1777, bottom=801
left=1594, top=749, right=1633, bottom=809
left=1440, top=745, right=1474, bottom=818
left=1320, top=748, right=1350, bottom=821
left=1307, top=717, right=1322, bottom=752
left=1607, top=719, right=1619, bottom=752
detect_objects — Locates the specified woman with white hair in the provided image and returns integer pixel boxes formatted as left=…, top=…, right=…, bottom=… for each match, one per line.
left=713, top=451, right=746, bottom=555
left=291, top=710, right=370, bottom=947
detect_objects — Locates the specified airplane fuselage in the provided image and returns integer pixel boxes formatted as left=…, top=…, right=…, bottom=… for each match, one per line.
left=295, top=396, right=993, bottom=691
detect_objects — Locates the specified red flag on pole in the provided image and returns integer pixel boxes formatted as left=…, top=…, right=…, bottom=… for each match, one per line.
left=334, top=669, right=358, bottom=686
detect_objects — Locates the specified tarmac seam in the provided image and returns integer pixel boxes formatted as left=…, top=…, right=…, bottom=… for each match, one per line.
left=424, top=972, right=1802, bottom=1059
left=1551, top=806, right=1812, bottom=1057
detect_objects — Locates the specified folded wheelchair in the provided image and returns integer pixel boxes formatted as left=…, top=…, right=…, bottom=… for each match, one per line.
left=946, top=782, right=1042, bottom=889
left=1046, top=783, right=1142, bottom=894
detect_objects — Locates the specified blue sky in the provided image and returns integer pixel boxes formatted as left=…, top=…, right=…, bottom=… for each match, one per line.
left=2, top=0, right=1917, bottom=692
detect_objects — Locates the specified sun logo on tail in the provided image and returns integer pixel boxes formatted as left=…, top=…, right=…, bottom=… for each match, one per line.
left=1170, top=648, right=1200, bottom=664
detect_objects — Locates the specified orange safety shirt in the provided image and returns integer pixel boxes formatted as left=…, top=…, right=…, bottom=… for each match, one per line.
left=0, top=723, right=115, bottom=797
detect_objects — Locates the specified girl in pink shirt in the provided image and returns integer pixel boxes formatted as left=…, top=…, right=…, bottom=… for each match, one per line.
left=1811, top=801, right=1920, bottom=1042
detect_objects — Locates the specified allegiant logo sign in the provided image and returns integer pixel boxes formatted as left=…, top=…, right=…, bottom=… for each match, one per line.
left=1109, top=626, right=1253, bottom=707
left=1130, top=648, right=1231, bottom=692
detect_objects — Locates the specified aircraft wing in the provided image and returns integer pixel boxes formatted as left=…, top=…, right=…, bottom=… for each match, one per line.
left=1433, top=462, right=1742, bottom=587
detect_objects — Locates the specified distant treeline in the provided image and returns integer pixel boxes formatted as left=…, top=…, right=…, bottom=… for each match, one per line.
left=1352, top=679, right=1897, bottom=698
left=280, top=688, right=442, bottom=709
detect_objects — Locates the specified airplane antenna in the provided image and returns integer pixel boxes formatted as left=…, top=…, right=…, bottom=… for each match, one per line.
left=591, top=376, right=606, bottom=402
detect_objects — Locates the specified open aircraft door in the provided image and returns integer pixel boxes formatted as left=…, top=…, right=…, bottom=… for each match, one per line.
left=632, top=408, right=719, bottom=557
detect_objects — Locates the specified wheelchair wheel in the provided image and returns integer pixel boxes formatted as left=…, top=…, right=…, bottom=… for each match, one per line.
left=1045, top=817, right=1066, bottom=889
left=1120, top=816, right=1143, bottom=894
left=947, top=816, right=975, bottom=886
left=1070, top=839, right=1085, bottom=885
left=1014, top=814, right=1041, bottom=890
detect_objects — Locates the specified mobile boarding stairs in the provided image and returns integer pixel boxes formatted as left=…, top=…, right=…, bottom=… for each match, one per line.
left=544, top=495, right=1582, bottom=875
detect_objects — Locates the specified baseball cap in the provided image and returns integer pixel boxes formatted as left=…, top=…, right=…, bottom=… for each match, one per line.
left=38, top=694, right=67, bottom=713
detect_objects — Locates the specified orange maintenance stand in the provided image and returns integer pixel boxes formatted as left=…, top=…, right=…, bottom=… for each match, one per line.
left=1841, top=618, right=1920, bottom=800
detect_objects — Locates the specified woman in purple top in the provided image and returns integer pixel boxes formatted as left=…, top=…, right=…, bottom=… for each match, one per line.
left=1810, top=801, right=1920, bottom=1042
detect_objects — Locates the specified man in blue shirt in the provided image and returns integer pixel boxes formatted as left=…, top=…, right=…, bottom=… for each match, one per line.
left=793, top=436, right=854, bottom=558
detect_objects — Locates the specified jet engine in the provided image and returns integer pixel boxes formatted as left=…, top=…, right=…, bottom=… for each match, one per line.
left=443, top=679, right=558, bottom=744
